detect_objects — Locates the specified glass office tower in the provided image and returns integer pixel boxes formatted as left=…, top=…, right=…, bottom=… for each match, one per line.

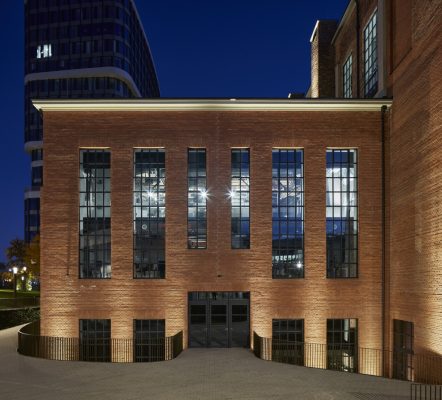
left=24, top=0, right=160, bottom=242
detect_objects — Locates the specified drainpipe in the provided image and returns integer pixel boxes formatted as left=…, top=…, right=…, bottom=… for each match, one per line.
left=355, top=0, right=361, bottom=98
left=381, top=105, right=387, bottom=376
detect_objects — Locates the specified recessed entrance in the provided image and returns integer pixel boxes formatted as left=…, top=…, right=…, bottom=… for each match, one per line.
left=188, top=292, right=250, bottom=348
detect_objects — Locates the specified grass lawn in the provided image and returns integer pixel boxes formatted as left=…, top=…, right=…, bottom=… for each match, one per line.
left=0, top=289, right=40, bottom=299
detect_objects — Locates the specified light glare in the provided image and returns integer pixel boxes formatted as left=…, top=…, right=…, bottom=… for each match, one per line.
left=199, top=189, right=208, bottom=199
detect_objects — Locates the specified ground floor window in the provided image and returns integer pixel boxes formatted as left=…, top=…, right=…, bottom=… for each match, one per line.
left=327, top=318, right=357, bottom=372
left=134, top=319, right=165, bottom=362
left=272, top=319, right=304, bottom=365
left=79, top=319, right=111, bottom=362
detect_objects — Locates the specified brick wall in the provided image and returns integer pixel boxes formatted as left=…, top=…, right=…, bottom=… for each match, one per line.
left=333, top=5, right=357, bottom=98
left=330, top=0, right=442, bottom=374
left=387, top=0, right=442, bottom=359
left=332, top=0, right=379, bottom=98
left=310, top=20, right=338, bottom=98
left=40, top=109, right=384, bottom=351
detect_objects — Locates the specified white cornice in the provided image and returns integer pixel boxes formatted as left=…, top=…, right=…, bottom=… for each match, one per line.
left=33, top=99, right=392, bottom=112
left=310, top=21, right=320, bottom=43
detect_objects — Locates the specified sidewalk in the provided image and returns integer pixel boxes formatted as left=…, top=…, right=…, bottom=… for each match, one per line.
left=0, top=325, right=410, bottom=400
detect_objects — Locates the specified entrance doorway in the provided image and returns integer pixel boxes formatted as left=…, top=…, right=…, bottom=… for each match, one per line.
left=188, top=292, right=250, bottom=348
left=393, top=319, right=414, bottom=381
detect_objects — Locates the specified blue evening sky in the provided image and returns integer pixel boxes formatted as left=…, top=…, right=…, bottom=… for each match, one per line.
left=0, top=0, right=348, bottom=261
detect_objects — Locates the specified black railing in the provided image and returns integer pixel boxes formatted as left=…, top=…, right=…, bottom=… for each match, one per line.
left=253, top=332, right=442, bottom=385
left=0, top=297, right=40, bottom=309
left=411, top=384, right=442, bottom=400
left=171, top=330, right=184, bottom=359
left=18, top=321, right=183, bottom=363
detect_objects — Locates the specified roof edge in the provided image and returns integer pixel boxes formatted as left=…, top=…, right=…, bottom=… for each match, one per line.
left=331, top=0, right=356, bottom=45
left=33, top=98, right=393, bottom=112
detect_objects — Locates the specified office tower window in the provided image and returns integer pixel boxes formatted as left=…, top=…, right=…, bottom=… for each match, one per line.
left=272, top=319, right=304, bottom=366
left=326, top=149, right=358, bottom=278
left=31, top=149, right=43, bottom=161
left=24, top=197, right=40, bottom=243
left=79, top=319, right=111, bottom=362
left=231, top=149, right=250, bottom=249
left=134, top=319, right=166, bottom=362
left=343, top=54, right=353, bottom=98
left=393, top=320, right=414, bottom=381
left=32, top=166, right=43, bottom=186
left=327, top=319, right=358, bottom=372
left=364, top=11, right=378, bottom=97
left=272, top=149, right=304, bottom=278
left=79, top=150, right=111, bottom=279
left=188, top=149, right=207, bottom=249
left=133, top=149, right=165, bottom=279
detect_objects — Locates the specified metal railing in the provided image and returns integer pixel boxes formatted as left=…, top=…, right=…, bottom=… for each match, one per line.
left=253, top=332, right=442, bottom=385
left=18, top=321, right=183, bottom=363
left=411, top=384, right=442, bottom=400
left=0, top=297, right=40, bottom=309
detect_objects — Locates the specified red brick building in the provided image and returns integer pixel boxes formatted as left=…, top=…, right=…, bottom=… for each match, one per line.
left=309, top=0, right=442, bottom=383
left=31, top=0, right=441, bottom=384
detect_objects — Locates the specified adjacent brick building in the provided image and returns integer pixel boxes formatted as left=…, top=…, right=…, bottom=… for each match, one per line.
left=309, top=0, right=442, bottom=382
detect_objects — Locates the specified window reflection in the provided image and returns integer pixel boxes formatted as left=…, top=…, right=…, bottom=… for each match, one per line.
left=79, top=150, right=111, bottom=279
left=133, top=149, right=165, bottom=278
left=272, top=149, right=304, bottom=278
left=231, top=149, right=250, bottom=249
left=188, top=149, right=207, bottom=249
left=327, top=319, right=358, bottom=372
left=326, top=149, right=358, bottom=278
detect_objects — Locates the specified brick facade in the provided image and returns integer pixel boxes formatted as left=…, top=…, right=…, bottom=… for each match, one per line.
left=386, top=0, right=442, bottom=362
left=310, top=20, right=338, bottom=98
left=36, top=0, right=441, bottom=381
left=40, top=106, right=384, bottom=354
left=325, top=0, right=442, bottom=381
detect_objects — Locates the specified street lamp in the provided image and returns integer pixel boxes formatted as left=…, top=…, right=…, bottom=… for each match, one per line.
left=12, top=266, right=18, bottom=299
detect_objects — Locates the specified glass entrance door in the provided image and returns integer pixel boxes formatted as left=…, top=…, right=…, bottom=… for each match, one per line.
left=230, top=301, right=249, bottom=347
left=188, top=292, right=250, bottom=348
left=189, top=302, right=208, bottom=347
left=210, top=303, right=228, bottom=347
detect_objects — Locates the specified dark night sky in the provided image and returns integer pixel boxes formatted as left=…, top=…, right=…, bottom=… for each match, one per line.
left=0, top=0, right=348, bottom=262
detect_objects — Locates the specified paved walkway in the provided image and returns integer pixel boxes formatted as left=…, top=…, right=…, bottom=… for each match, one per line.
left=0, top=325, right=410, bottom=400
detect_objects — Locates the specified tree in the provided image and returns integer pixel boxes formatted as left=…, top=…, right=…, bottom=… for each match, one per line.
left=5, top=238, right=27, bottom=264
left=25, top=235, right=40, bottom=276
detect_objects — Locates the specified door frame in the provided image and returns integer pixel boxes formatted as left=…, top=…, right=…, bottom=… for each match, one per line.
left=188, top=292, right=250, bottom=348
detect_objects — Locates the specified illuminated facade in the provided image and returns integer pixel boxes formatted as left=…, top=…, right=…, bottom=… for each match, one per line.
left=37, top=98, right=389, bottom=365
left=30, top=0, right=441, bottom=386
left=24, top=0, right=160, bottom=242
left=309, top=0, right=442, bottom=383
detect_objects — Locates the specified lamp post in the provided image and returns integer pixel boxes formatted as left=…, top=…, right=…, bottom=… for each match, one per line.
left=12, top=266, right=18, bottom=299
left=22, top=266, right=27, bottom=292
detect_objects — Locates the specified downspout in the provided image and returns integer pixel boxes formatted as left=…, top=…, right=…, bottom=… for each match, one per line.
left=355, top=0, right=361, bottom=98
left=381, top=105, right=387, bottom=376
